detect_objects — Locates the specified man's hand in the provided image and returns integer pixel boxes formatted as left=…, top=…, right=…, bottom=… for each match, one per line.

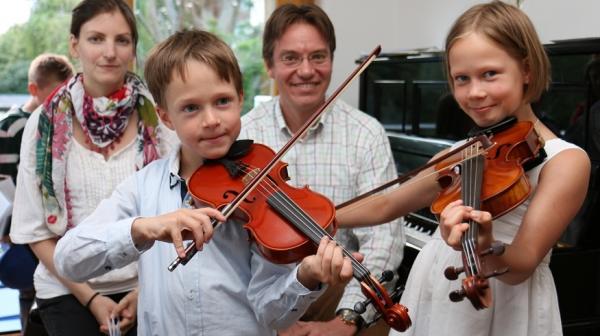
left=131, top=208, right=225, bottom=257
left=278, top=319, right=357, bottom=336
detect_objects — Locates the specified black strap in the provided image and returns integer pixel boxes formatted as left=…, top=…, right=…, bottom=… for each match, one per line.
left=204, top=139, right=254, bottom=177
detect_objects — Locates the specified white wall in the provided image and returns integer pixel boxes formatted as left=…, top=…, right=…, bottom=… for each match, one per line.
left=317, top=0, right=600, bottom=108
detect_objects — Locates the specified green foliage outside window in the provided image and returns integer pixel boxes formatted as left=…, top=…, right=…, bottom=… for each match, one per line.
left=0, top=0, right=268, bottom=114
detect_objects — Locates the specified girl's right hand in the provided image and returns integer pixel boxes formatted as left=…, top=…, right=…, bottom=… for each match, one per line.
left=131, top=208, right=226, bottom=258
left=88, top=294, right=117, bottom=334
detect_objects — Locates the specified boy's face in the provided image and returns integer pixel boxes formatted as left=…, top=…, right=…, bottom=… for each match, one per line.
left=158, top=60, right=242, bottom=167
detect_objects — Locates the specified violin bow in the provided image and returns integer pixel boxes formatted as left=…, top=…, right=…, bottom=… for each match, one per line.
left=168, top=46, right=382, bottom=272
left=336, top=134, right=493, bottom=210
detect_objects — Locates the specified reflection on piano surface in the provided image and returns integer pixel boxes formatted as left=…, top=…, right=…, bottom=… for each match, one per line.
left=360, top=38, right=600, bottom=335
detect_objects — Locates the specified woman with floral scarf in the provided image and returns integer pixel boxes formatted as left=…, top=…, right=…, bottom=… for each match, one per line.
left=9, top=1, right=175, bottom=335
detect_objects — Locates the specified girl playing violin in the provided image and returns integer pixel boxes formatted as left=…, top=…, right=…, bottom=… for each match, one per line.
left=337, top=2, right=590, bottom=335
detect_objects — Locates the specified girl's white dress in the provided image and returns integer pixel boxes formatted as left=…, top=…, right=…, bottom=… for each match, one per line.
left=391, top=138, right=580, bottom=336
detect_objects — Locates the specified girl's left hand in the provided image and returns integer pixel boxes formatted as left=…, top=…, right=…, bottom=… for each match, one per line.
left=439, top=200, right=493, bottom=250
left=109, top=289, right=138, bottom=334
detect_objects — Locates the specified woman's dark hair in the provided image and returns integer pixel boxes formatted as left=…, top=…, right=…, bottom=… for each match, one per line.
left=71, top=0, right=138, bottom=48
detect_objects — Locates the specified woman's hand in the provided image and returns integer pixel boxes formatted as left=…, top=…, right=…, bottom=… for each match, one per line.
left=439, top=200, right=493, bottom=250
left=88, top=294, right=117, bottom=334
left=111, top=289, right=138, bottom=334
left=131, top=208, right=226, bottom=258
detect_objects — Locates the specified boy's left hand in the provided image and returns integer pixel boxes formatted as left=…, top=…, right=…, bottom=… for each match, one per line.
left=108, top=288, right=138, bottom=334
left=297, top=237, right=363, bottom=290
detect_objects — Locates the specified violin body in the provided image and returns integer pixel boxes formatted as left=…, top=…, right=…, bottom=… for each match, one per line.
left=431, top=120, right=543, bottom=218
left=188, top=143, right=337, bottom=264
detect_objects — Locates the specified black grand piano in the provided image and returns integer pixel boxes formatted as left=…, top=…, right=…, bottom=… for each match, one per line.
left=357, top=38, right=600, bottom=336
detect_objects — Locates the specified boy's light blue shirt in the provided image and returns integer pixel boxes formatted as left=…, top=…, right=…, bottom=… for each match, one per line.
left=54, top=148, right=323, bottom=336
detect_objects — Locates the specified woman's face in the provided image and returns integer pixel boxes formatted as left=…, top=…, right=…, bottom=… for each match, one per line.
left=69, top=10, right=135, bottom=97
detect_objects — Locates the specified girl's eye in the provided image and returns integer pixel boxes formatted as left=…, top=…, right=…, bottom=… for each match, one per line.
left=454, top=75, right=468, bottom=84
left=182, top=104, right=199, bottom=113
left=216, top=97, right=232, bottom=107
left=483, top=71, right=497, bottom=79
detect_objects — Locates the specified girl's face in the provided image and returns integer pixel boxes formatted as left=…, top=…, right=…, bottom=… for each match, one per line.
left=69, top=10, right=135, bottom=97
left=448, top=32, right=531, bottom=127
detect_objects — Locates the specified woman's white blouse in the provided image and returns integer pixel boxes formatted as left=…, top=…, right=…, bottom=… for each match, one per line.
left=10, top=109, right=145, bottom=298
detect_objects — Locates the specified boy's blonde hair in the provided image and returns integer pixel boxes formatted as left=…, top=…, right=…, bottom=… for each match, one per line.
left=144, top=29, right=243, bottom=108
left=444, top=1, right=550, bottom=103
left=28, top=53, right=74, bottom=89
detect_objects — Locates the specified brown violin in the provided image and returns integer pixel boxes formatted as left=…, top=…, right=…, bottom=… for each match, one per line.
left=430, top=117, right=544, bottom=309
left=188, top=142, right=411, bottom=331
left=166, top=45, right=412, bottom=332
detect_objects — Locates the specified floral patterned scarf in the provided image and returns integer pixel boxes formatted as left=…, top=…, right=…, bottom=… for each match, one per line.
left=36, top=72, right=160, bottom=235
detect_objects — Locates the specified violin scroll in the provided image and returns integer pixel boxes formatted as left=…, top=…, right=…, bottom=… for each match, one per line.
left=444, top=240, right=509, bottom=309
left=352, top=270, right=412, bottom=332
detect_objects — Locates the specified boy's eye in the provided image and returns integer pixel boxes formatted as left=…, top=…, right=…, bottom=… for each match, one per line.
left=182, top=104, right=200, bottom=113
left=216, top=97, right=232, bottom=107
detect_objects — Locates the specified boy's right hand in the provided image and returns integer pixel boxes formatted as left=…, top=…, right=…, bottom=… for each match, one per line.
left=131, top=208, right=226, bottom=257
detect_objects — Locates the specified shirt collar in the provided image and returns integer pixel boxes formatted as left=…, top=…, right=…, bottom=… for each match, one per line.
left=168, top=145, right=184, bottom=189
left=274, top=96, right=329, bottom=139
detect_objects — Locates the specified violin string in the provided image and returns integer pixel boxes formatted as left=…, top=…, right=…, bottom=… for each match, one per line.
left=235, top=164, right=373, bottom=281
left=461, top=143, right=483, bottom=276
left=460, top=144, right=474, bottom=276
left=467, top=143, right=480, bottom=276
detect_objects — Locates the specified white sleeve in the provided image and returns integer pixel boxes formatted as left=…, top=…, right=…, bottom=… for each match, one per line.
left=10, top=109, right=57, bottom=244
left=54, top=174, right=148, bottom=282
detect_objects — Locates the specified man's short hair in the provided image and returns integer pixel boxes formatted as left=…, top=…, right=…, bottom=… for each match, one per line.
left=262, top=4, right=335, bottom=68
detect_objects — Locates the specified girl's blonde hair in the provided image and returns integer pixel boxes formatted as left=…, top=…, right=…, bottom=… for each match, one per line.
left=444, top=1, right=550, bottom=103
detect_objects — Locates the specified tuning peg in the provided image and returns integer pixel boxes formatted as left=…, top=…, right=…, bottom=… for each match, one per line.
left=379, top=270, right=394, bottom=283
left=479, top=241, right=506, bottom=257
left=483, top=267, right=509, bottom=279
left=354, top=299, right=369, bottom=314
left=449, top=288, right=466, bottom=302
left=444, top=265, right=464, bottom=280
left=354, top=271, right=397, bottom=314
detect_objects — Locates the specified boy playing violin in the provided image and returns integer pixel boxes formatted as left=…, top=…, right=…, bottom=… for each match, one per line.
left=54, top=29, right=357, bottom=336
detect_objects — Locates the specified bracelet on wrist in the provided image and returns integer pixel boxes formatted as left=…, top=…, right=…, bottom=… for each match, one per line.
left=336, top=308, right=365, bottom=331
left=85, top=292, right=100, bottom=309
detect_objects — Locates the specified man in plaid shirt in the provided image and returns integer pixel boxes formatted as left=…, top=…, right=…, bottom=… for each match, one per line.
left=240, top=4, right=404, bottom=336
